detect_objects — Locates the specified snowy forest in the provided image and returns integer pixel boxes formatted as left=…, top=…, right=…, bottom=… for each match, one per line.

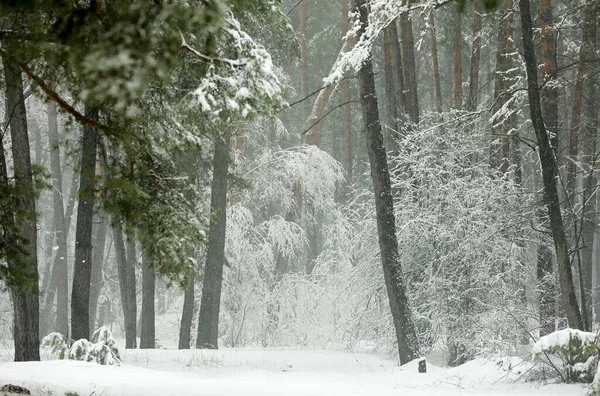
left=1, top=0, right=600, bottom=395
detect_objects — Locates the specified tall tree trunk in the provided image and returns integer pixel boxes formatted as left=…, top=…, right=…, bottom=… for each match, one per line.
left=341, top=0, right=353, bottom=202
left=140, top=253, right=155, bottom=349
left=125, top=233, right=137, bottom=348
left=71, top=107, right=98, bottom=342
left=429, top=12, right=443, bottom=113
left=453, top=8, right=463, bottom=109
left=353, top=0, right=419, bottom=364
left=45, top=101, right=69, bottom=337
left=196, top=131, right=231, bottom=349
left=399, top=6, right=419, bottom=124
left=89, top=212, right=108, bottom=334
left=41, top=152, right=79, bottom=334
left=574, top=4, right=597, bottom=330
left=178, top=276, right=195, bottom=349
left=383, top=25, right=399, bottom=153
left=518, top=0, right=583, bottom=330
left=540, top=0, right=559, bottom=152
left=491, top=0, right=515, bottom=173
left=467, top=2, right=483, bottom=111
left=2, top=44, right=40, bottom=361
left=112, top=220, right=131, bottom=342
left=300, top=0, right=310, bottom=131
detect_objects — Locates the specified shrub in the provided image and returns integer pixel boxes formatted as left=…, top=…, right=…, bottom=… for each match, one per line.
left=532, top=328, right=598, bottom=383
left=41, top=326, right=121, bottom=366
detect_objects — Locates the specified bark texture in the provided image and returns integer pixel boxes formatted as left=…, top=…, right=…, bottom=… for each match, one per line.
left=71, top=107, right=98, bottom=342
left=47, top=101, right=69, bottom=337
left=196, top=131, right=231, bottom=349
left=140, top=253, right=155, bottom=349
left=2, top=43, right=41, bottom=361
left=353, top=0, right=419, bottom=364
left=467, top=2, right=482, bottom=111
left=178, top=276, right=195, bottom=349
left=518, top=0, right=583, bottom=330
left=125, top=234, right=137, bottom=348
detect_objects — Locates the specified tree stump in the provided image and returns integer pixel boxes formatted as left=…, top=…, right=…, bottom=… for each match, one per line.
left=418, top=357, right=427, bottom=373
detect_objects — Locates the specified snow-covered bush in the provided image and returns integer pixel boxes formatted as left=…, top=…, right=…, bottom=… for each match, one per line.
left=388, top=111, right=540, bottom=363
left=533, top=328, right=599, bottom=383
left=41, top=326, right=121, bottom=366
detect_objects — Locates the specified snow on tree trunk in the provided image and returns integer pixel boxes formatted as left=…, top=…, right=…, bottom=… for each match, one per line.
left=352, top=0, right=418, bottom=364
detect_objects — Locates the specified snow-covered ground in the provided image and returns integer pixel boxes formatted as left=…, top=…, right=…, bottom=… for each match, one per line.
left=0, top=346, right=587, bottom=396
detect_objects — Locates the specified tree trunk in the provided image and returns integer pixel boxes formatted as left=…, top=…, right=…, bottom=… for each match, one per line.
left=577, top=4, right=597, bottom=330
left=112, top=220, right=131, bottom=341
left=41, top=148, right=79, bottom=336
left=540, top=0, right=559, bottom=152
left=399, top=6, right=419, bottom=124
left=429, top=12, right=443, bottom=113
left=89, top=212, right=108, bottom=334
left=125, top=233, right=137, bottom=348
left=196, top=131, right=231, bottom=349
left=2, top=44, right=41, bottom=361
left=140, top=253, right=155, bottom=349
left=467, top=2, right=483, bottom=111
left=178, top=276, right=195, bottom=349
left=453, top=8, right=463, bottom=109
left=341, top=0, right=353, bottom=202
left=45, top=101, right=69, bottom=337
left=383, top=25, right=399, bottom=153
left=353, top=0, right=419, bottom=364
left=491, top=0, right=515, bottom=173
left=71, top=107, right=98, bottom=342
left=300, top=0, right=310, bottom=130
left=518, top=0, right=583, bottom=330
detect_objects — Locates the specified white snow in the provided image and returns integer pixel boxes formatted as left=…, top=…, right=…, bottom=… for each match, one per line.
left=0, top=348, right=585, bottom=396
left=532, top=328, right=597, bottom=356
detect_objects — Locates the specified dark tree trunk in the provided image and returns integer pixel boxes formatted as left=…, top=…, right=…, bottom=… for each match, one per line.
left=196, top=131, right=231, bottom=349
left=112, top=220, right=132, bottom=341
left=399, top=6, right=419, bottom=124
left=2, top=44, right=40, bottom=361
left=353, top=0, right=419, bottom=364
left=519, top=0, right=583, bottom=330
left=453, top=8, right=463, bottom=109
left=89, top=212, right=108, bottom=334
left=537, top=238, right=555, bottom=335
left=540, top=0, right=559, bottom=152
left=383, top=25, right=399, bottom=152
left=125, top=233, right=137, bottom=348
left=429, top=12, right=443, bottom=113
left=140, top=253, right=156, bottom=349
left=71, top=107, right=98, bottom=342
left=467, top=2, right=483, bottom=111
left=178, top=276, right=195, bottom=349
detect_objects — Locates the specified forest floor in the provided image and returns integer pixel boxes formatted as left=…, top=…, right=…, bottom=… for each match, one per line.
left=0, top=345, right=587, bottom=396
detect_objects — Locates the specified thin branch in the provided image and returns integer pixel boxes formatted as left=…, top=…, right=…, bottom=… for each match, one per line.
left=180, top=34, right=244, bottom=67
left=16, top=60, right=110, bottom=134
left=286, top=0, right=305, bottom=15
left=300, top=100, right=359, bottom=136
left=281, top=75, right=358, bottom=111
